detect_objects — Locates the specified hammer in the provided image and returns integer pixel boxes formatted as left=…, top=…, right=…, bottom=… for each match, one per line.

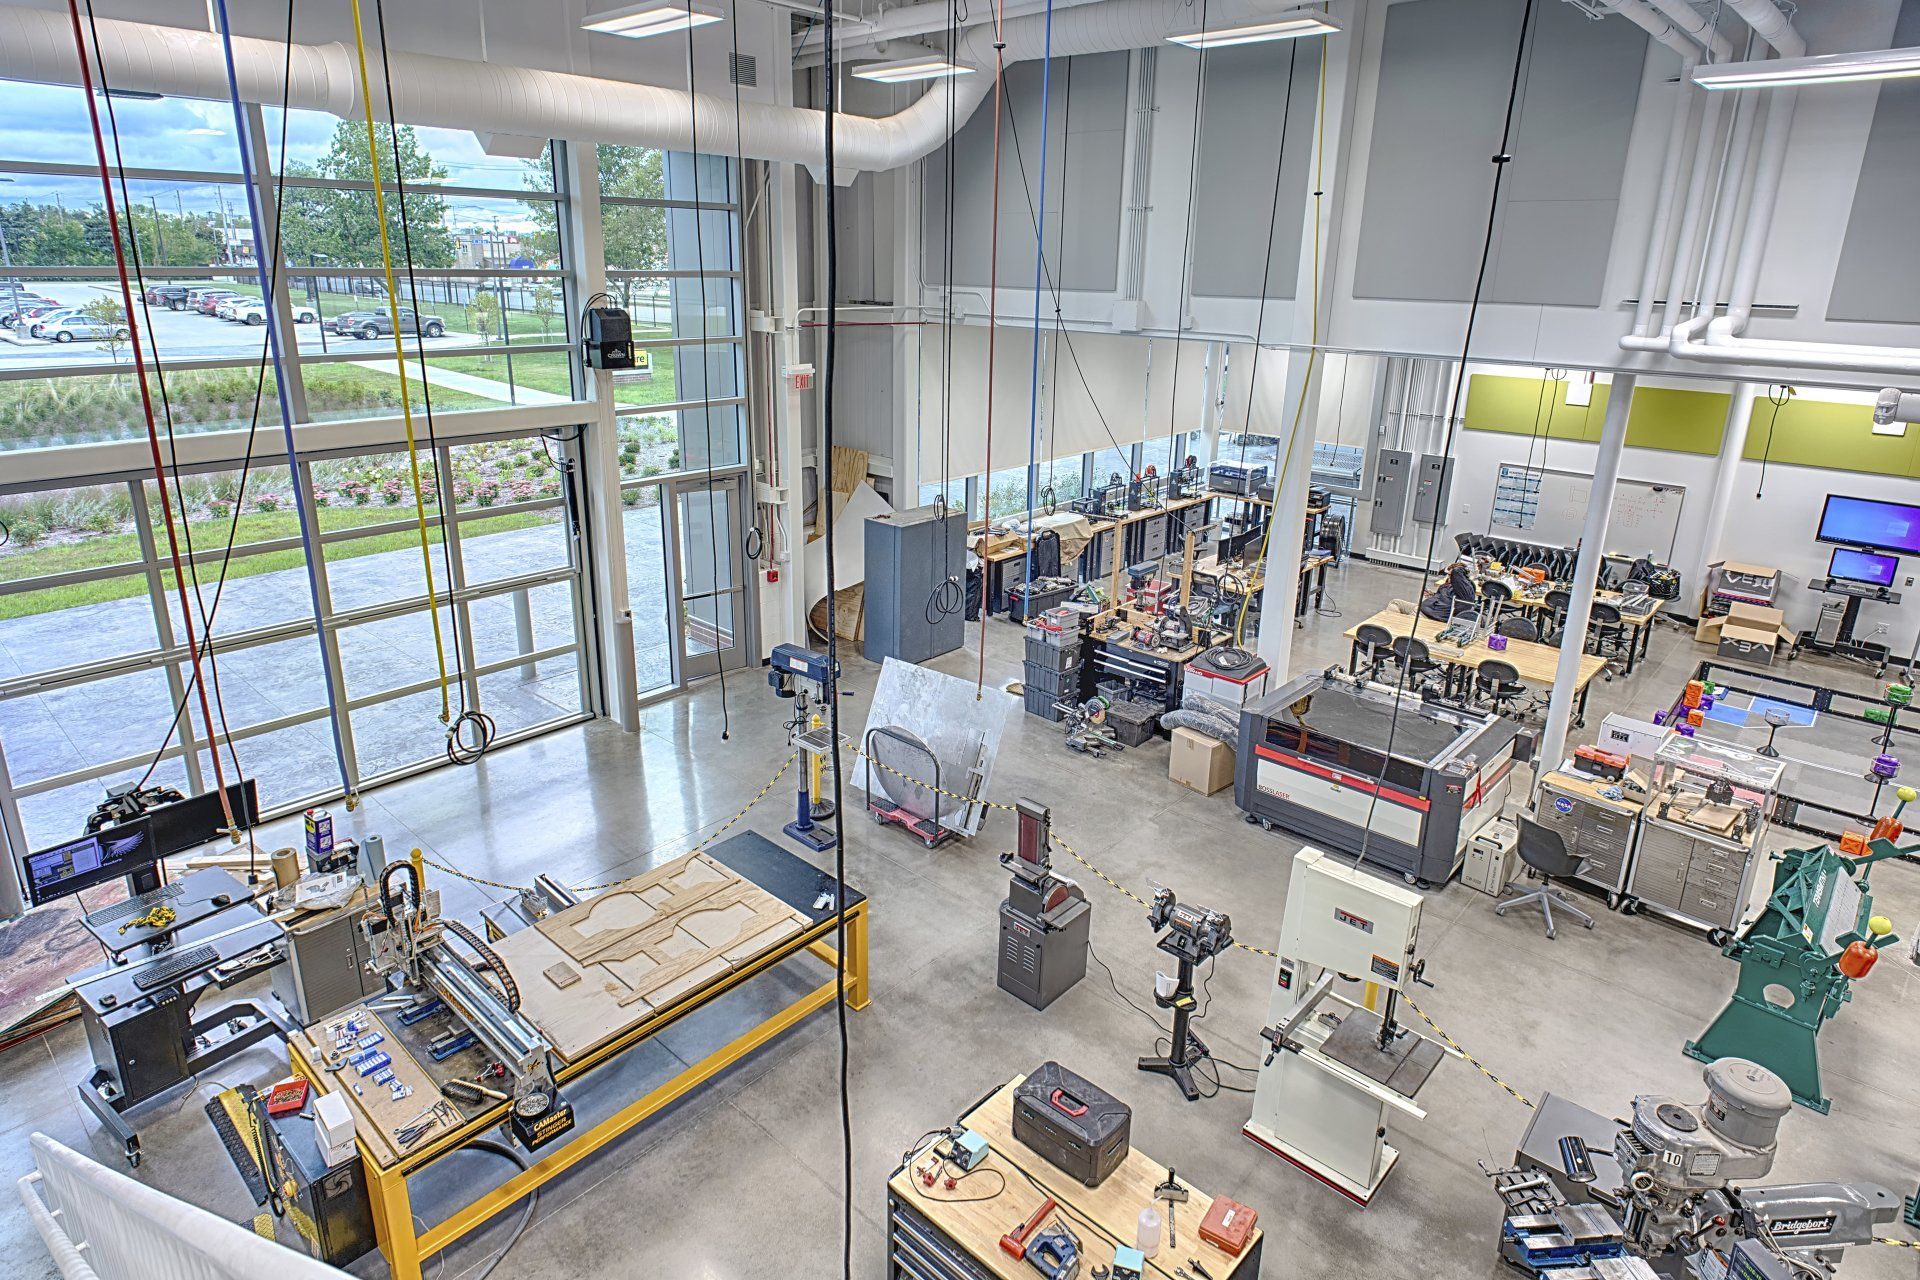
left=1000, top=1196, right=1057, bottom=1258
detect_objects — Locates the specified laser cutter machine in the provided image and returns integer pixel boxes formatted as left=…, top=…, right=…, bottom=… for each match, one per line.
left=1243, top=848, right=1452, bottom=1205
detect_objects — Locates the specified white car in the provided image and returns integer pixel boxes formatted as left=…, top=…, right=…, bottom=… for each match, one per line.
left=42, top=313, right=130, bottom=343
left=215, top=296, right=260, bottom=321
left=28, top=308, right=84, bottom=339
left=231, top=300, right=319, bottom=325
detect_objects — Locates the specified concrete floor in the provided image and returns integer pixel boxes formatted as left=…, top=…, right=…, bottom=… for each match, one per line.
left=6, top=555, right=1920, bottom=1279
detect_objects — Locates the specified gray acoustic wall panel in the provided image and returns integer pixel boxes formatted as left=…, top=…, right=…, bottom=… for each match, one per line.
left=1352, top=0, right=1646, bottom=306
left=1190, top=41, right=1322, bottom=299
left=1828, top=0, right=1920, bottom=325
left=922, top=53, right=1129, bottom=291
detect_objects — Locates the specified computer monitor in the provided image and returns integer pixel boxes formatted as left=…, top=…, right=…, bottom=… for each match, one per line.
left=1815, top=495, right=1920, bottom=556
left=21, top=816, right=158, bottom=908
left=144, top=779, right=259, bottom=857
left=1828, top=547, right=1899, bottom=589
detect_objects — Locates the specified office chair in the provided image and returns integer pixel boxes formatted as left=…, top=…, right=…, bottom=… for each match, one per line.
left=1586, top=601, right=1631, bottom=678
left=1351, top=623, right=1394, bottom=681
left=1495, top=615, right=1539, bottom=643
left=1480, top=579, right=1513, bottom=606
left=1495, top=816, right=1595, bottom=939
left=1389, top=635, right=1445, bottom=695
left=1542, top=589, right=1572, bottom=644
left=1473, top=658, right=1529, bottom=718
left=1454, top=532, right=1474, bottom=557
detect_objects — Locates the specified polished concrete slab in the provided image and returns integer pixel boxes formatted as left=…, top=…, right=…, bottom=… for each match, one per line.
left=5, top=555, right=1920, bottom=1279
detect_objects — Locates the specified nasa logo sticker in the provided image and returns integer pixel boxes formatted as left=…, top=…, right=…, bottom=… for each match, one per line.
left=1554, top=796, right=1574, bottom=814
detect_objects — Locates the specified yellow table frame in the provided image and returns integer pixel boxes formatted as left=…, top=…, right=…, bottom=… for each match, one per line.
left=289, top=900, right=871, bottom=1280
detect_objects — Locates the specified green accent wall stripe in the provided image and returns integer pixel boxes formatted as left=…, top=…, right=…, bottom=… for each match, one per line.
left=1463, top=375, right=1917, bottom=478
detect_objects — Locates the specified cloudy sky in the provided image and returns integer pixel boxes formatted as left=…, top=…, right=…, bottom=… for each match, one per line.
left=0, top=78, right=548, bottom=231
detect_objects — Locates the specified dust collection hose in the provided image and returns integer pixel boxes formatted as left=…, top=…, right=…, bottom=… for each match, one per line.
left=207, top=0, right=358, bottom=801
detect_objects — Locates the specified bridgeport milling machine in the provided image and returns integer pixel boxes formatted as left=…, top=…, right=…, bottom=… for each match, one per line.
left=1489, top=1058, right=1899, bottom=1279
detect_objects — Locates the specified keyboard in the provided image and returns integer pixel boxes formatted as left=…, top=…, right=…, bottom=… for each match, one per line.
left=88, top=881, right=185, bottom=927
left=132, top=944, right=219, bottom=991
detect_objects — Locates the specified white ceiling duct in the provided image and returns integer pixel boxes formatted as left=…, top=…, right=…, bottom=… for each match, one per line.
left=0, top=0, right=1319, bottom=173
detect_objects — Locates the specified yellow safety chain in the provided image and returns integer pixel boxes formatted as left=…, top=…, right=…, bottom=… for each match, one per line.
left=1875, top=1237, right=1920, bottom=1251
left=346, top=0, right=452, bottom=724
left=1405, top=997, right=1536, bottom=1109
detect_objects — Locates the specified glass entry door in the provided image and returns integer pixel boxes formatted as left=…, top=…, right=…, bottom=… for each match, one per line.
left=667, top=475, right=753, bottom=680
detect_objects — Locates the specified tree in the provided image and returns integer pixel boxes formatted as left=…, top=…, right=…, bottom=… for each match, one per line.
left=123, top=205, right=223, bottom=268
left=530, top=281, right=559, bottom=341
left=468, top=292, right=500, bottom=356
left=81, top=296, right=128, bottom=371
left=521, top=145, right=667, bottom=275
left=20, top=210, right=103, bottom=267
left=277, top=124, right=455, bottom=270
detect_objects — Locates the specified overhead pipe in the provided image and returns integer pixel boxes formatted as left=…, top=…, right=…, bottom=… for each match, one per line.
left=1641, top=0, right=1733, bottom=61
left=0, top=0, right=1295, bottom=174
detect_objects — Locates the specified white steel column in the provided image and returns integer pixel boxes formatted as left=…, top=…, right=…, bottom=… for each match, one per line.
left=764, top=157, right=809, bottom=651
left=1541, top=374, right=1636, bottom=769
left=1686, top=380, right=1759, bottom=607
left=1255, top=356, right=1319, bottom=675
left=561, top=141, right=639, bottom=732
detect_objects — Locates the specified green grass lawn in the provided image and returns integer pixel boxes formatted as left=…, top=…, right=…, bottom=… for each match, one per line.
left=0, top=505, right=547, bottom=619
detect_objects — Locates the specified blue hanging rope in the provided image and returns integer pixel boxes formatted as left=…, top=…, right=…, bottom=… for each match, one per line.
left=1022, top=0, right=1056, bottom=600
left=210, top=0, right=355, bottom=800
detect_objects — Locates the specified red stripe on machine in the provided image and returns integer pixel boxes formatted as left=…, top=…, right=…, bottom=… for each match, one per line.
left=1253, top=745, right=1431, bottom=812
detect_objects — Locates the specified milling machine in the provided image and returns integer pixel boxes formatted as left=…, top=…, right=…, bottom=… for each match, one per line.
left=361, top=851, right=574, bottom=1149
left=1490, top=1058, right=1898, bottom=1279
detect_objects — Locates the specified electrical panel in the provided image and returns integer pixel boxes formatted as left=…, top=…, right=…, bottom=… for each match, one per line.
left=1414, top=454, right=1454, bottom=525
left=1372, top=449, right=1414, bottom=537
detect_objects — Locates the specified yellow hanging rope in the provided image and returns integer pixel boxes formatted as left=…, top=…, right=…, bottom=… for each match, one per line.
left=347, top=0, right=453, bottom=724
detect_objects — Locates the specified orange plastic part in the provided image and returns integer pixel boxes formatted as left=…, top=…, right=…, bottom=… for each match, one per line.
left=1840, top=831, right=1870, bottom=857
left=1684, top=680, right=1705, bottom=709
left=1838, top=941, right=1879, bottom=979
left=1871, top=815, right=1905, bottom=844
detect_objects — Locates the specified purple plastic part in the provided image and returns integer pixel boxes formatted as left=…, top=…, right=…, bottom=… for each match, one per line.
left=1872, top=754, right=1900, bottom=780
left=1653, top=710, right=1668, bottom=725
left=1488, top=635, right=1508, bottom=651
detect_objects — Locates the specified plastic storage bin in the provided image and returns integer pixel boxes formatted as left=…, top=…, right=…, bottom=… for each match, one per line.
left=1024, top=686, right=1068, bottom=722
left=1106, top=698, right=1161, bottom=747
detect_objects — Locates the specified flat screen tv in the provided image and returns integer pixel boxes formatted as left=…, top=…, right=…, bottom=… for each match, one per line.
left=1815, top=495, right=1920, bottom=557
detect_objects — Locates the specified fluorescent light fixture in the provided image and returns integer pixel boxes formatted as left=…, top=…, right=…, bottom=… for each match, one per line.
left=851, top=55, right=977, bottom=83
left=1166, top=10, right=1338, bottom=49
left=584, top=0, right=724, bottom=38
left=1692, top=45, right=1920, bottom=90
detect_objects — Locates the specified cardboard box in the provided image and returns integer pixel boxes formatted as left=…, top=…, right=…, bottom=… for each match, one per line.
left=1169, top=728, right=1234, bottom=796
left=1715, top=602, right=1795, bottom=665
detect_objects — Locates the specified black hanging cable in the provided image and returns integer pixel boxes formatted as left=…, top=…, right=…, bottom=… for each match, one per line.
left=1163, top=0, right=1210, bottom=466
left=725, top=0, right=766, bottom=569
left=821, top=8, right=854, bottom=1277
left=372, top=0, right=497, bottom=766
left=99, top=0, right=300, bottom=847
left=1353, top=0, right=1540, bottom=877
left=1754, top=383, right=1793, bottom=499
left=681, top=0, right=733, bottom=740
left=1233, top=40, right=1301, bottom=464
left=923, top=0, right=965, bottom=625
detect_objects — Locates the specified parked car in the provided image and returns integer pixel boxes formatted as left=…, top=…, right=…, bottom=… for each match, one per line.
left=28, top=308, right=85, bottom=338
left=41, top=312, right=129, bottom=343
left=215, top=296, right=260, bottom=321
left=184, top=286, right=230, bottom=310
left=148, top=285, right=192, bottom=311
left=329, top=308, right=446, bottom=339
left=193, top=289, right=241, bottom=314
left=0, top=295, right=60, bottom=327
left=230, top=299, right=320, bottom=326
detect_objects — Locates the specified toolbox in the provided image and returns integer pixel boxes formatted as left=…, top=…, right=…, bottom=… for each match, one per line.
left=1012, top=1062, right=1132, bottom=1187
left=1199, top=1195, right=1258, bottom=1257
left=1105, top=698, right=1162, bottom=748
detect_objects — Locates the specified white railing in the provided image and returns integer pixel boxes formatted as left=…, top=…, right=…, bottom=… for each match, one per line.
left=18, top=1133, right=352, bottom=1280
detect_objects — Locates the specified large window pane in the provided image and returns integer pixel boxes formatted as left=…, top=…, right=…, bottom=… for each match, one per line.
left=0, top=367, right=285, bottom=452
left=621, top=488, right=674, bottom=695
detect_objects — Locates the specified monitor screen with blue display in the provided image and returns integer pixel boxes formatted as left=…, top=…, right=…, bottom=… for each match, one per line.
left=20, top=817, right=157, bottom=907
left=1815, top=495, right=1920, bottom=556
left=1829, top=547, right=1898, bottom=588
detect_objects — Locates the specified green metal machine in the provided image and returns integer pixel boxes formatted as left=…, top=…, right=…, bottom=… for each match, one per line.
left=1684, top=790, right=1911, bottom=1114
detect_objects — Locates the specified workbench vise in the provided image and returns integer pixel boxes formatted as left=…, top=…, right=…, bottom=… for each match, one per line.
left=1025, top=1223, right=1082, bottom=1280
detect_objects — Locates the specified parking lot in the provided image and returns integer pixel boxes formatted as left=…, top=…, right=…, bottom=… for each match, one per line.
left=0, top=280, right=489, bottom=370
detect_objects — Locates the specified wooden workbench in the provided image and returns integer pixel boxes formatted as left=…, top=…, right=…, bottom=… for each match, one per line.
left=1492, top=584, right=1663, bottom=673
left=1345, top=609, right=1608, bottom=724
left=287, top=833, right=870, bottom=1280
left=886, top=1077, right=1262, bottom=1280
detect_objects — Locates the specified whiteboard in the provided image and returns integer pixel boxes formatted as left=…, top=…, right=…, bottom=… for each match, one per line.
left=1489, top=464, right=1685, bottom=559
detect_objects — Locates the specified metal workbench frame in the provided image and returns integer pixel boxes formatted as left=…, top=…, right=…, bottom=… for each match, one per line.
left=289, top=894, right=870, bottom=1280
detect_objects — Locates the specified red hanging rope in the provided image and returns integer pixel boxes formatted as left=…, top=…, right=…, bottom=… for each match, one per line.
left=67, top=1, right=238, bottom=837
left=976, top=0, right=1008, bottom=696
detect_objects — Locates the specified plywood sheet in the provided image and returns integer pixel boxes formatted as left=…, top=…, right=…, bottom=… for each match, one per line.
left=293, top=1012, right=456, bottom=1168
left=493, top=851, right=810, bottom=1062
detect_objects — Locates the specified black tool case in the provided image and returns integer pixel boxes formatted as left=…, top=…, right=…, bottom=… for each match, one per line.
left=1012, top=1061, right=1132, bottom=1187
